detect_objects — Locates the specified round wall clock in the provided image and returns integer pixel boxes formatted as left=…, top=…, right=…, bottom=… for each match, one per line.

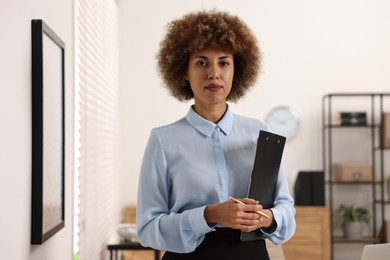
left=265, top=106, right=300, bottom=141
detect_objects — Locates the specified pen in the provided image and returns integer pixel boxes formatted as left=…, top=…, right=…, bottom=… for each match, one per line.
left=228, top=196, right=271, bottom=219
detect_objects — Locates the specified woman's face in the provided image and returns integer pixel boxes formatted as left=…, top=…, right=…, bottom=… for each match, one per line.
left=186, top=47, right=234, bottom=108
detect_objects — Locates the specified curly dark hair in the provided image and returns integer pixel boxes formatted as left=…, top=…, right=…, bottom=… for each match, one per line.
left=157, top=9, right=261, bottom=102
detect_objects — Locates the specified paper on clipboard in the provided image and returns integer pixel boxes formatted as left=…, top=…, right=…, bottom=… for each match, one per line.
left=241, top=130, right=286, bottom=242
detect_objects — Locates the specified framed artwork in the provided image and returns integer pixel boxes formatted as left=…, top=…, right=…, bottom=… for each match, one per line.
left=31, top=19, right=65, bottom=244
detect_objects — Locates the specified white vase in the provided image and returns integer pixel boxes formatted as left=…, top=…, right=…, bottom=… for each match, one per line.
left=343, top=222, right=363, bottom=239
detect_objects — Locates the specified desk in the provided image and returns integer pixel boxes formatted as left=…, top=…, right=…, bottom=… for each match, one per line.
left=283, top=206, right=330, bottom=260
left=107, top=241, right=160, bottom=260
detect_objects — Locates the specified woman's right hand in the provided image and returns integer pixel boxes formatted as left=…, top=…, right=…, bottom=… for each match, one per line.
left=204, top=198, right=266, bottom=232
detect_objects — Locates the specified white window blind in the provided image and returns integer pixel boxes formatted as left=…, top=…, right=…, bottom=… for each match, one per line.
left=74, top=0, right=121, bottom=259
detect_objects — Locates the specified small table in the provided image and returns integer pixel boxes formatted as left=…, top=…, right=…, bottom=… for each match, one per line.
left=107, top=240, right=160, bottom=260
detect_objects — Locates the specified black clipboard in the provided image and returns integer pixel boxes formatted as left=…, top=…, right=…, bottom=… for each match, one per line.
left=241, top=130, right=286, bottom=241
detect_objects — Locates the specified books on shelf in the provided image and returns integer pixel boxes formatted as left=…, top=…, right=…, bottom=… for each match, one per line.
left=336, top=112, right=367, bottom=126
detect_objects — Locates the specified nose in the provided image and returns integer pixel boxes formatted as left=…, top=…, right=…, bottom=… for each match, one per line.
left=207, top=64, right=220, bottom=79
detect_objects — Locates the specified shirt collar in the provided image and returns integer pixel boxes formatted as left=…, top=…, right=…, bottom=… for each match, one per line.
left=186, top=104, right=233, bottom=137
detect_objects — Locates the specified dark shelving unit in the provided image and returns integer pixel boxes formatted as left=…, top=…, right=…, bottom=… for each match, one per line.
left=322, top=93, right=390, bottom=260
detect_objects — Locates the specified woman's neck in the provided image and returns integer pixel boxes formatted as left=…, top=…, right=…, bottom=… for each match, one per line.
left=193, top=103, right=227, bottom=123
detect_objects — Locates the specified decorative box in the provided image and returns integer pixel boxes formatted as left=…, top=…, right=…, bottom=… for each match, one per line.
left=385, top=220, right=390, bottom=243
left=333, top=163, right=372, bottom=182
left=381, top=112, right=390, bottom=148
left=336, top=112, right=367, bottom=126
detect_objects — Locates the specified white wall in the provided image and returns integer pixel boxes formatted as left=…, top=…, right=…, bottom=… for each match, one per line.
left=0, top=1, right=74, bottom=260
left=119, top=0, right=390, bottom=203
left=119, top=1, right=390, bottom=259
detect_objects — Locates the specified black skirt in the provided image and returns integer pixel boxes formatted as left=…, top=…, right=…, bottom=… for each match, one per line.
left=162, top=228, right=270, bottom=260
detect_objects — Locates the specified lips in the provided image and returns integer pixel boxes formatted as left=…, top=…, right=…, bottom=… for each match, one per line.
left=205, top=83, right=223, bottom=92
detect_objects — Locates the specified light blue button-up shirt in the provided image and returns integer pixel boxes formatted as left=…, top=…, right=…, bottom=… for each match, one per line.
left=136, top=105, right=296, bottom=253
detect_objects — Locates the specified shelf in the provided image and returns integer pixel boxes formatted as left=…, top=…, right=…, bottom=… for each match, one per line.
left=374, top=181, right=389, bottom=185
left=333, top=236, right=381, bottom=243
left=324, top=124, right=377, bottom=128
left=326, top=181, right=376, bottom=185
left=374, top=200, right=390, bottom=204
left=375, top=147, right=390, bottom=151
left=325, top=93, right=390, bottom=97
left=323, top=93, right=390, bottom=259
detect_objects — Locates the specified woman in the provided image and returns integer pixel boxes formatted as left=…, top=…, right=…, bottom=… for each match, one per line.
left=136, top=10, right=295, bottom=259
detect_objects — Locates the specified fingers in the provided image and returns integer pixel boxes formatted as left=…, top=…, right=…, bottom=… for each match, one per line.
left=231, top=216, right=264, bottom=232
left=231, top=211, right=262, bottom=225
left=227, top=198, right=268, bottom=231
left=240, top=197, right=260, bottom=206
left=211, top=198, right=269, bottom=232
left=230, top=199, right=263, bottom=213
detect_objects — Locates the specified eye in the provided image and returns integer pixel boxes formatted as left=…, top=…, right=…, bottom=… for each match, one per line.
left=196, top=60, right=207, bottom=66
left=220, top=60, right=230, bottom=66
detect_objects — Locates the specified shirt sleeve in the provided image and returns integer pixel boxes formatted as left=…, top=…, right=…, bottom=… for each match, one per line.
left=136, top=129, right=215, bottom=253
left=261, top=162, right=296, bottom=244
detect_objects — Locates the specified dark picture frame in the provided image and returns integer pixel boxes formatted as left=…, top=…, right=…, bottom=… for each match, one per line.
left=31, top=19, right=65, bottom=245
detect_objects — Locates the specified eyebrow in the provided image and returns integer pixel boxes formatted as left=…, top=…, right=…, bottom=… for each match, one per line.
left=194, top=55, right=232, bottom=60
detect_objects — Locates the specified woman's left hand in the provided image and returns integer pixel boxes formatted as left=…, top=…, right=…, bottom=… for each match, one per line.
left=204, top=198, right=275, bottom=232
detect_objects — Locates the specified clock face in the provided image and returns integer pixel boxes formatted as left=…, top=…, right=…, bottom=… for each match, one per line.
left=265, top=106, right=299, bottom=141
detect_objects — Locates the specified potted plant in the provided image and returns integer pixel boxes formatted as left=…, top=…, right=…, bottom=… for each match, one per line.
left=336, top=204, right=370, bottom=239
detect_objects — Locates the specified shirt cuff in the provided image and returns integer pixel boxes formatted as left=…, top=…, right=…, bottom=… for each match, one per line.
left=261, top=209, right=280, bottom=235
left=187, top=205, right=215, bottom=236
